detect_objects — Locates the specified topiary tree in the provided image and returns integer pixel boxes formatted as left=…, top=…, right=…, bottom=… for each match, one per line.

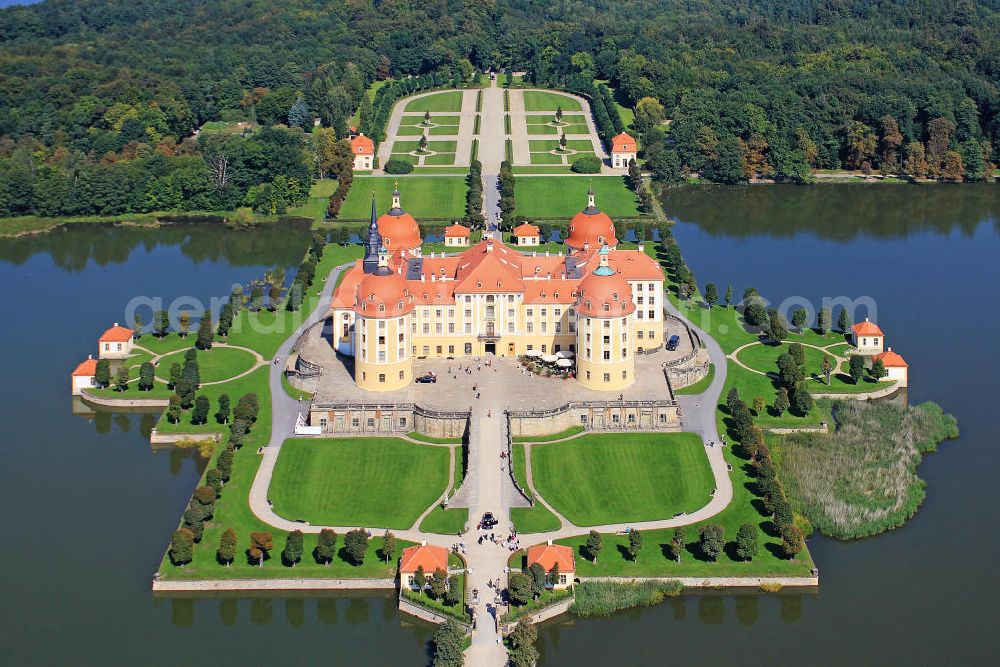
left=215, top=393, right=230, bottom=424
left=168, top=362, right=181, bottom=389
left=699, top=523, right=725, bottom=561
left=669, top=527, right=685, bottom=563
left=570, top=155, right=602, bottom=173
left=380, top=530, right=397, bottom=564
left=848, top=355, right=866, bottom=384
left=196, top=310, right=214, bottom=350
left=169, top=528, right=194, bottom=566
left=191, top=395, right=210, bottom=424
left=218, top=528, right=237, bottom=566
left=115, top=367, right=129, bottom=392
left=585, top=530, right=603, bottom=564
left=735, top=523, right=759, bottom=561
left=343, top=528, right=368, bottom=565
left=138, top=362, right=155, bottom=391
left=315, top=529, right=337, bottom=565
left=94, top=359, right=111, bottom=388
left=283, top=530, right=304, bottom=567
left=248, top=531, right=273, bottom=567
left=773, top=387, right=790, bottom=416
left=627, top=529, right=644, bottom=562
left=704, top=282, right=718, bottom=307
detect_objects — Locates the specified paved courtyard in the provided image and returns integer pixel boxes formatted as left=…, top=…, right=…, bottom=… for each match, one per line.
left=304, top=316, right=694, bottom=409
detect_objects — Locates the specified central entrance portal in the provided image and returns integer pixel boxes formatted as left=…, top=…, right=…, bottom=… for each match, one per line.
left=485, top=342, right=496, bottom=355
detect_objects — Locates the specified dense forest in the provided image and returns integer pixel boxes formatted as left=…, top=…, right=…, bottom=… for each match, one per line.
left=0, top=0, right=997, bottom=217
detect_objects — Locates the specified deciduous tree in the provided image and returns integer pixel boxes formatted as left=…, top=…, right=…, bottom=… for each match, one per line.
left=283, top=530, right=304, bottom=566
left=170, top=528, right=194, bottom=566
left=196, top=310, right=214, bottom=350
left=380, top=530, right=397, bottom=563
left=343, top=528, right=368, bottom=565
left=585, top=530, right=603, bottom=564
left=848, top=355, right=866, bottom=384
left=627, top=529, right=643, bottom=561
left=315, top=529, right=337, bottom=565
left=704, top=282, right=718, bottom=307
left=699, top=524, right=724, bottom=561
left=668, top=527, right=685, bottom=562
left=215, top=393, right=230, bottom=424
left=95, top=359, right=111, bottom=388
left=248, top=531, right=272, bottom=567
left=138, top=362, right=154, bottom=391
left=735, top=523, right=759, bottom=561
left=218, top=528, right=237, bottom=565
left=773, top=387, right=790, bottom=416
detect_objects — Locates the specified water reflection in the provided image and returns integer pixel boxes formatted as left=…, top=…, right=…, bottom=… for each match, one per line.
left=0, top=222, right=312, bottom=271
left=661, top=184, right=1000, bottom=240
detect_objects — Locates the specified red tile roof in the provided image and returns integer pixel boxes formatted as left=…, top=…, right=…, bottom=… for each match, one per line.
left=444, top=223, right=471, bottom=238
left=400, top=544, right=449, bottom=574
left=72, top=357, right=98, bottom=377
left=851, top=319, right=883, bottom=336
left=526, top=543, right=575, bottom=572
left=329, top=238, right=662, bottom=311
left=350, top=133, right=374, bottom=155
left=512, top=222, right=540, bottom=237
left=874, top=348, right=908, bottom=367
left=611, top=132, right=636, bottom=153
left=99, top=324, right=134, bottom=342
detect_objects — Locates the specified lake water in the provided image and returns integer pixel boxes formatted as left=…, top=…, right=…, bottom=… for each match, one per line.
left=0, top=223, right=435, bottom=665
left=1, top=185, right=998, bottom=665
left=533, top=184, right=1000, bottom=665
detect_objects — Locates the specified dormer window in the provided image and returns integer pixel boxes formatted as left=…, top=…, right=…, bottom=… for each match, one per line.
left=554, top=292, right=560, bottom=298
left=603, top=303, right=610, bottom=312
left=378, top=304, right=385, bottom=312
left=613, top=293, right=619, bottom=300
left=476, top=281, right=482, bottom=288
left=369, top=294, right=375, bottom=301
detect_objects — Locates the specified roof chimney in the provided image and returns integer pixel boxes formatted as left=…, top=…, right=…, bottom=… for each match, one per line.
left=547, top=539, right=552, bottom=545
left=113, top=322, right=118, bottom=327
left=421, top=539, right=427, bottom=546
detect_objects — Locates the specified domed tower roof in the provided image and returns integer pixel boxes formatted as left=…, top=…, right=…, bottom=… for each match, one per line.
left=377, top=184, right=422, bottom=252
left=576, top=246, right=634, bottom=318
left=566, top=185, right=618, bottom=251
left=354, top=244, right=413, bottom=318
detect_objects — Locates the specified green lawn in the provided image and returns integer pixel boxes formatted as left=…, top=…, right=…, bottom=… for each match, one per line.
left=530, top=152, right=565, bottom=165
left=527, top=123, right=588, bottom=135
left=530, top=433, right=715, bottom=526
left=395, top=124, right=426, bottom=136
left=427, top=140, right=457, bottom=152
left=401, top=116, right=460, bottom=126
left=419, top=505, right=469, bottom=534
left=338, top=176, right=467, bottom=220
left=522, top=91, right=581, bottom=112
left=514, top=176, right=640, bottom=218
left=351, top=78, right=390, bottom=126
left=423, top=153, right=457, bottom=165
left=428, top=125, right=461, bottom=136
left=512, top=166, right=576, bottom=175
left=404, top=91, right=464, bottom=113
left=392, top=140, right=422, bottom=152
left=674, top=363, right=715, bottom=396
left=510, top=504, right=562, bottom=534
left=269, top=438, right=450, bottom=529
left=154, top=346, right=258, bottom=383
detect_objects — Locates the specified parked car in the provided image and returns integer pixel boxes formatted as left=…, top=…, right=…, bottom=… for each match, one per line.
left=666, top=334, right=681, bottom=351
left=415, top=372, right=437, bottom=384
left=480, top=512, right=498, bottom=529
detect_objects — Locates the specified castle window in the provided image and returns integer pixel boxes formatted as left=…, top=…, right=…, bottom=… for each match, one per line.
left=623, top=371, right=628, bottom=380
left=399, top=371, right=405, bottom=380
left=603, top=351, right=610, bottom=360
left=378, top=374, right=385, bottom=383
left=603, top=372, right=610, bottom=382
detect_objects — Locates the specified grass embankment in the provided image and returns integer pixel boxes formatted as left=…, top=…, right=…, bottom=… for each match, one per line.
left=408, top=432, right=463, bottom=444
left=401, top=572, right=470, bottom=623
left=770, top=400, right=959, bottom=539
left=513, top=176, right=641, bottom=219
left=531, top=433, right=714, bottom=526
left=0, top=210, right=293, bottom=238
left=503, top=587, right=574, bottom=622
left=570, top=580, right=683, bottom=618
left=674, top=363, right=715, bottom=396
left=269, top=438, right=450, bottom=529
left=512, top=425, right=584, bottom=443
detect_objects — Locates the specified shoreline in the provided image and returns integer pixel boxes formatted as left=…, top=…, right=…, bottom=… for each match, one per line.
left=150, top=574, right=817, bottom=593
